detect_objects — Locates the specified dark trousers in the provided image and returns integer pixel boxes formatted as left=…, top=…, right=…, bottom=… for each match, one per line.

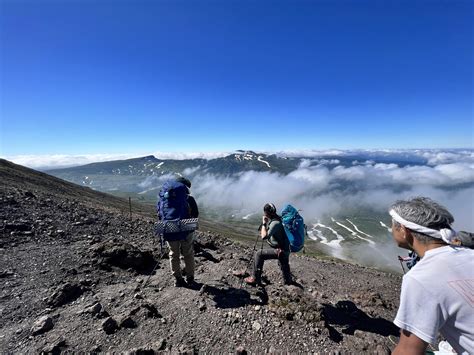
left=253, top=249, right=291, bottom=284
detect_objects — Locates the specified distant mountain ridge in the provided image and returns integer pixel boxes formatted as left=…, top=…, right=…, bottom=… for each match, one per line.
left=46, top=149, right=432, bottom=177
left=44, top=151, right=301, bottom=195
left=45, top=150, right=432, bottom=195
left=47, top=151, right=301, bottom=177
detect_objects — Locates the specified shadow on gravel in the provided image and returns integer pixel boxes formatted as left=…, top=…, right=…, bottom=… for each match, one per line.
left=288, top=280, right=304, bottom=289
left=201, top=285, right=264, bottom=309
left=94, top=241, right=160, bottom=275
left=193, top=241, right=221, bottom=263
left=323, top=300, right=399, bottom=339
left=195, top=249, right=220, bottom=263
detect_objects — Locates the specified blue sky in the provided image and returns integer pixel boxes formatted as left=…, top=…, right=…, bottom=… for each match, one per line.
left=1, top=0, right=472, bottom=157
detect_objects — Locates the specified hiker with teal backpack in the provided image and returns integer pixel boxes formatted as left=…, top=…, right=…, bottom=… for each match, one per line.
left=244, top=203, right=294, bottom=286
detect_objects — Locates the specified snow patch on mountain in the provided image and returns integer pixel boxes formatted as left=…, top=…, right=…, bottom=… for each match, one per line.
left=310, top=222, right=344, bottom=247
left=346, top=219, right=374, bottom=239
left=257, top=156, right=271, bottom=168
left=332, top=218, right=375, bottom=244
left=380, top=221, right=392, bottom=232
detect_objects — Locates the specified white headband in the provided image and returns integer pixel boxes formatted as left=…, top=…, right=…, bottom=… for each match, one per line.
left=389, top=209, right=456, bottom=244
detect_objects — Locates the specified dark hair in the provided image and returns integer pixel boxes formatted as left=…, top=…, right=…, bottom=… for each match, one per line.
left=264, top=203, right=282, bottom=222
left=175, top=176, right=191, bottom=189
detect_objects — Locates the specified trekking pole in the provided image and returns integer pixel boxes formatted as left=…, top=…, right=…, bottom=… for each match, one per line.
left=257, top=236, right=264, bottom=284
left=142, top=259, right=161, bottom=289
left=240, top=233, right=261, bottom=288
left=247, top=232, right=261, bottom=268
left=141, top=227, right=167, bottom=290
left=398, top=256, right=406, bottom=274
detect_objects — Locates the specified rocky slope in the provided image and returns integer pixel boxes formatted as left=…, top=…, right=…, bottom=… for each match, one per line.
left=1, top=159, right=404, bottom=353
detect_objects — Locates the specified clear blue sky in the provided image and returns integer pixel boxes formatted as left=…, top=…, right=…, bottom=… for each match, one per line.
left=1, top=0, right=472, bottom=156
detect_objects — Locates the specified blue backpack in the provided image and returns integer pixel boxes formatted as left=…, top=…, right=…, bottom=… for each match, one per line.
left=281, top=204, right=306, bottom=252
left=157, top=180, right=190, bottom=241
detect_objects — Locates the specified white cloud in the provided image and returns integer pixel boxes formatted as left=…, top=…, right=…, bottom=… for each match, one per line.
left=151, top=151, right=230, bottom=160
left=138, top=176, right=161, bottom=189
left=273, top=148, right=474, bottom=165
left=188, top=159, right=474, bottom=231
left=421, top=150, right=474, bottom=165
left=1, top=153, right=141, bottom=170
left=182, top=166, right=202, bottom=175
left=4, top=148, right=473, bottom=170
left=273, top=149, right=347, bottom=158
left=1, top=151, right=231, bottom=170
left=298, top=159, right=312, bottom=168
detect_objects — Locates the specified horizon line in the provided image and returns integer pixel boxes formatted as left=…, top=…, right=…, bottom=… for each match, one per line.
left=1, top=147, right=473, bottom=170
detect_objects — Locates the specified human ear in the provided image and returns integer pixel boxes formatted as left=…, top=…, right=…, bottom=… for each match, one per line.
left=403, top=227, right=415, bottom=246
left=401, top=225, right=408, bottom=238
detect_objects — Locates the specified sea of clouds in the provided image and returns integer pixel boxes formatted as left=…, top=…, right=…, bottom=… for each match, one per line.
left=192, top=155, right=473, bottom=231
left=186, top=151, right=473, bottom=270
left=5, top=149, right=472, bottom=230
left=132, top=149, right=474, bottom=231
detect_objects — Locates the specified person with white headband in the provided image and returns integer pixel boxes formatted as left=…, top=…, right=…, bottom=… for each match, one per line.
left=389, top=197, right=474, bottom=355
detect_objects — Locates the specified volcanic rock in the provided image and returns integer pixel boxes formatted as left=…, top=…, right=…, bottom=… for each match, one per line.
left=31, top=315, right=54, bottom=336
left=101, top=317, right=119, bottom=334
left=46, top=283, right=84, bottom=307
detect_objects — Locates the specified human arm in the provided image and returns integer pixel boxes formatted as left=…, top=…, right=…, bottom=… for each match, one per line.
left=260, top=216, right=269, bottom=239
left=263, top=219, right=284, bottom=248
left=393, top=275, right=442, bottom=353
left=392, top=329, right=428, bottom=355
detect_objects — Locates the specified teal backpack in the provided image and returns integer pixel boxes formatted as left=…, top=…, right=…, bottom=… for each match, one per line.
left=281, top=204, right=306, bottom=252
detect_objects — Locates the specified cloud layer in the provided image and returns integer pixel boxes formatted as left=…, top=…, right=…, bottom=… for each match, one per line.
left=189, top=158, right=474, bottom=231
left=1, top=151, right=231, bottom=169
left=4, top=148, right=472, bottom=170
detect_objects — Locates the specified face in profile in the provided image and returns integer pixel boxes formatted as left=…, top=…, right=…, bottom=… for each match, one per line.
left=391, top=220, right=410, bottom=249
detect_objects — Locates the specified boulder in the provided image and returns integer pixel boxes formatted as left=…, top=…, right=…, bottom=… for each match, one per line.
left=130, top=302, right=162, bottom=320
left=79, top=302, right=107, bottom=317
left=47, top=283, right=84, bottom=307
left=39, top=337, right=66, bottom=354
left=118, top=315, right=137, bottom=329
left=102, top=317, right=119, bottom=335
left=31, top=315, right=54, bottom=336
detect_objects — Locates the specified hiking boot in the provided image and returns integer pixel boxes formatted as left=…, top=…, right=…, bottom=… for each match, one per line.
left=185, top=276, right=195, bottom=285
left=174, top=277, right=186, bottom=287
left=186, top=277, right=198, bottom=289
left=244, top=276, right=257, bottom=286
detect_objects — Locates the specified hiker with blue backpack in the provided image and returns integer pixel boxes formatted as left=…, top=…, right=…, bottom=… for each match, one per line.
left=244, top=203, right=293, bottom=286
left=157, top=176, right=199, bottom=287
